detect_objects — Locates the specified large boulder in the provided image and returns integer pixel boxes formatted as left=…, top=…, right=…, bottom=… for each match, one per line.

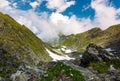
left=80, top=43, right=117, bottom=67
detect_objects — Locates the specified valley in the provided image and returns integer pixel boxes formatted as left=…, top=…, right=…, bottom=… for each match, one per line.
left=0, top=12, right=120, bottom=81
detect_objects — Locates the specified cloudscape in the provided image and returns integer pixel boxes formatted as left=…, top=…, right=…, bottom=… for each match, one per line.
left=0, top=0, right=120, bottom=42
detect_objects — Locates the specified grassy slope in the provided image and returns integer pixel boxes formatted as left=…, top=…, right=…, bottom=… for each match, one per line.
left=0, top=12, right=52, bottom=64
left=58, top=25, right=120, bottom=52
left=89, top=58, right=120, bottom=74
left=0, top=12, right=54, bottom=78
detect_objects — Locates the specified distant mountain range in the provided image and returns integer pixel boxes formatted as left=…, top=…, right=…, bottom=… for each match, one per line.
left=58, top=24, right=120, bottom=55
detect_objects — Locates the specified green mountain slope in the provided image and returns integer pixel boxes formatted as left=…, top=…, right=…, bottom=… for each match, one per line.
left=58, top=24, right=120, bottom=53
left=0, top=12, right=54, bottom=62
left=0, top=12, right=52, bottom=63
left=0, top=12, right=53, bottom=78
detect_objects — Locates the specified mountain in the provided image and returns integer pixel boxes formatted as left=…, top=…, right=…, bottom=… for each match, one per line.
left=0, top=12, right=53, bottom=79
left=0, top=12, right=53, bottom=63
left=0, top=12, right=79, bottom=81
left=58, top=24, right=120, bottom=54
left=1, top=11, right=120, bottom=81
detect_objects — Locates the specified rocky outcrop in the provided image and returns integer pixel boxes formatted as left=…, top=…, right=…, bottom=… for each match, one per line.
left=0, top=48, right=21, bottom=80
left=80, top=43, right=118, bottom=67
left=99, top=70, right=120, bottom=81
left=10, top=62, right=56, bottom=81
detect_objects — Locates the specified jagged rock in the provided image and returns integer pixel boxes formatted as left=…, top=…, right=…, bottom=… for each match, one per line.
left=99, top=70, right=120, bottom=81
left=80, top=43, right=117, bottom=67
left=10, top=62, right=57, bottom=81
left=70, top=58, right=81, bottom=65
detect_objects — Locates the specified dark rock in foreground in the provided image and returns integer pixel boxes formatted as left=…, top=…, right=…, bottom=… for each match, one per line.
left=80, top=43, right=118, bottom=67
left=99, top=70, right=120, bottom=81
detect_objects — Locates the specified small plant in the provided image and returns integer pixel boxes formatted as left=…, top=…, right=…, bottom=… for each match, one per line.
left=39, top=61, right=85, bottom=81
left=90, top=62, right=110, bottom=74
left=109, top=59, right=120, bottom=69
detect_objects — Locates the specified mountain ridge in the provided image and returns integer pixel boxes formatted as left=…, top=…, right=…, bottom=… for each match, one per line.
left=57, top=24, right=120, bottom=54
left=0, top=12, right=53, bottom=79
left=0, top=12, right=52, bottom=64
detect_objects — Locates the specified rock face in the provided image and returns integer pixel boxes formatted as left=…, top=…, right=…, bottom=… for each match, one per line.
left=0, top=48, right=20, bottom=80
left=108, top=37, right=120, bottom=57
left=10, top=62, right=56, bottom=81
left=80, top=43, right=117, bottom=67
left=79, top=43, right=120, bottom=81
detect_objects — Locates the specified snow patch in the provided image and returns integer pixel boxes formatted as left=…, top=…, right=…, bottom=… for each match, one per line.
left=79, top=54, right=83, bottom=58
left=65, top=49, right=72, bottom=53
left=105, top=48, right=113, bottom=52
left=61, top=47, right=66, bottom=52
left=60, top=46, right=73, bottom=53
left=46, top=48, right=75, bottom=61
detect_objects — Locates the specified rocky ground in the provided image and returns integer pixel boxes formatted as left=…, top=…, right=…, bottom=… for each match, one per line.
left=1, top=43, right=120, bottom=81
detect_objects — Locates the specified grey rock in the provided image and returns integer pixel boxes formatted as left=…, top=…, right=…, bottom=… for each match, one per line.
left=80, top=43, right=117, bottom=67
left=99, top=70, right=120, bottom=81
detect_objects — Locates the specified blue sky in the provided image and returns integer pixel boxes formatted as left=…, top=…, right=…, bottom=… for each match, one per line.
left=0, top=0, right=120, bottom=41
left=7, top=0, right=120, bottom=18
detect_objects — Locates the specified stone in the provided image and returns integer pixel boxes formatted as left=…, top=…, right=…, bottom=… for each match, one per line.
left=99, top=70, right=120, bottom=81
left=80, top=43, right=118, bottom=67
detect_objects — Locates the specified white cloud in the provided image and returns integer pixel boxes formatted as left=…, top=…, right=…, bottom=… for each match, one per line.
left=0, top=0, right=120, bottom=42
left=82, top=4, right=90, bottom=11
left=1, top=0, right=90, bottom=42
left=30, top=0, right=42, bottom=9
left=0, top=0, right=11, bottom=10
left=18, top=16, right=32, bottom=28
left=12, top=3, right=17, bottom=8
left=0, top=0, right=9, bottom=7
left=16, top=11, right=93, bottom=42
left=49, top=12, right=93, bottom=35
left=46, top=0, right=75, bottom=12
left=91, top=0, right=120, bottom=29
left=21, top=0, right=30, bottom=3
left=30, top=1, right=39, bottom=9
